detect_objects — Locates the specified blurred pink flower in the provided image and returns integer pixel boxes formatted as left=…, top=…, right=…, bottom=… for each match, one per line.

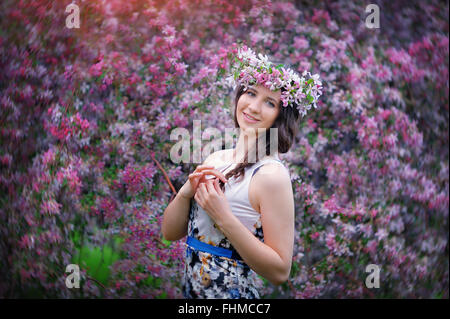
left=293, top=36, right=309, bottom=50
left=40, top=199, right=62, bottom=216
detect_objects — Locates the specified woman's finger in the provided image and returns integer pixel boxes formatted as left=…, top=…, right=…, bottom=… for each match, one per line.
left=196, top=184, right=206, bottom=202
left=196, top=169, right=228, bottom=183
left=199, top=182, right=208, bottom=194
left=189, top=173, right=202, bottom=188
left=205, top=179, right=216, bottom=194
left=188, top=173, right=202, bottom=181
left=194, top=192, right=201, bottom=204
left=194, top=165, right=215, bottom=173
left=214, top=178, right=224, bottom=195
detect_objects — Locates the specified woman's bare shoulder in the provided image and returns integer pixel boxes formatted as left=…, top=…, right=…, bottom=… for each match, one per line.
left=253, top=162, right=291, bottom=189
left=249, top=161, right=292, bottom=213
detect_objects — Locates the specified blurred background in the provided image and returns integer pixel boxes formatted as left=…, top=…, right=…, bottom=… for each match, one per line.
left=0, top=0, right=448, bottom=298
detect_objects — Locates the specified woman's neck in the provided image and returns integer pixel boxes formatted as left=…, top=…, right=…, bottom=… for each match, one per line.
left=230, top=128, right=278, bottom=164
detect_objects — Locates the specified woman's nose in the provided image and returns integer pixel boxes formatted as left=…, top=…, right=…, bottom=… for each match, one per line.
left=247, top=101, right=261, bottom=113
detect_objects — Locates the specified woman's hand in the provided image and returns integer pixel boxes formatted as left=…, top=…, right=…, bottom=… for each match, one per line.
left=178, top=165, right=228, bottom=199
left=194, top=178, right=233, bottom=225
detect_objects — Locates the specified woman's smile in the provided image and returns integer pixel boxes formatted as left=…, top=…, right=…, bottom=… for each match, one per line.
left=243, top=112, right=260, bottom=123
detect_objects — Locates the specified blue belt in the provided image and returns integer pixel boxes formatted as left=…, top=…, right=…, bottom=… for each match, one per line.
left=186, top=236, right=243, bottom=261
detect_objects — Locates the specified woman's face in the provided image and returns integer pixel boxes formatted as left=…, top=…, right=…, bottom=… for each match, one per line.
left=236, top=84, right=281, bottom=131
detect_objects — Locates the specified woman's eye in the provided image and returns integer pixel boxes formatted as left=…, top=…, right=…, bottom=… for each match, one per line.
left=247, top=91, right=275, bottom=107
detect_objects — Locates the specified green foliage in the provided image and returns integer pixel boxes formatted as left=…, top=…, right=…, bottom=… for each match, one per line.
left=71, top=233, right=123, bottom=286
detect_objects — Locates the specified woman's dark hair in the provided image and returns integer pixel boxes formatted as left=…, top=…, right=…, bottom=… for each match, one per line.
left=219, top=83, right=300, bottom=189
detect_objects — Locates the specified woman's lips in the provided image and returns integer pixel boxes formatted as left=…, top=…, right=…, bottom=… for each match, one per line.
left=243, top=112, right=260, bottom=123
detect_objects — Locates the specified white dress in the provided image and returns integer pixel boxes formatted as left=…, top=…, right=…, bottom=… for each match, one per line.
left=182, top=154, right=289, bottom=299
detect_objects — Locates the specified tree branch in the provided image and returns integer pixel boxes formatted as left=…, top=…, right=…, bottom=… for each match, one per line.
left=139, top=142, right=178, bottom=195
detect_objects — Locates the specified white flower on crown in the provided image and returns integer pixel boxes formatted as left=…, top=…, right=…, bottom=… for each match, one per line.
left=258, top=53, right=270, bottom=65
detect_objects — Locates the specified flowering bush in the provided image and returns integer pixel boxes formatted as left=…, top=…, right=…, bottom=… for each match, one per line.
left=0, top=0, right=448, bottom=298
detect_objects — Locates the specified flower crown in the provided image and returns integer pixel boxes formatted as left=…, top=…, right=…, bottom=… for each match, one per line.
left=227, top=46, right=323, bottom=117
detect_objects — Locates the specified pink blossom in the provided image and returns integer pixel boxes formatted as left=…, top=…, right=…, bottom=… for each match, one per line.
left=99, top=197, right=118, bottom=221
left=383, top=133, right=398, bottom=149
left=121, top=163, right=156, bottom=194
left=18, top=234, right=34, bottom=249
left=174, top=62, right=188, bottom=76
left=0, top=154, right=12, bottom=166
left=311, top=9, right=331, bottom=26
left=42, top=149, right=56, bottom=166
left=89, top=59, right=105, bottom=77
left=293, top=36, right=309, bottom=50
left=365, top=240, right=378, bottom=254
left=311, top=232, right=320, bottom=240
left=40, top=199, right=62, bottom=216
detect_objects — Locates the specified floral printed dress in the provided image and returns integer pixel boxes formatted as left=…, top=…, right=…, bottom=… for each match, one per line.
left=182, top=157, right=286, bottom=299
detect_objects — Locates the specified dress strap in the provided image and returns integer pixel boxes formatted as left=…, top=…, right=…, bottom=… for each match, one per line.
left=251, top=158, right=287, bottom=177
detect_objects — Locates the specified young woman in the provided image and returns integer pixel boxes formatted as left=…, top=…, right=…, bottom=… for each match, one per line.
left=162, top=47, right=321, bottom=299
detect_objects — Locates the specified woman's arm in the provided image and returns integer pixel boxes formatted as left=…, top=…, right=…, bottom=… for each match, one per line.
left=161, top=185, right=192, bottom=241
left=161, top=153, right=228, bottom=241
left=194, top=163, right=294, bottom=286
